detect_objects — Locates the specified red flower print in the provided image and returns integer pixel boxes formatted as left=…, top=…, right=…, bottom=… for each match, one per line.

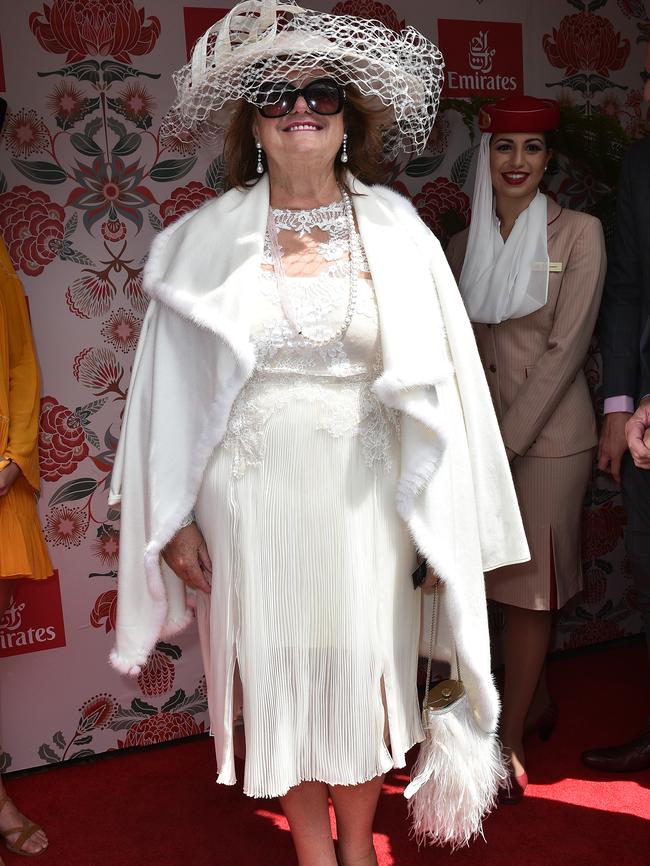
left=581, top=564, right=607, bottom=606
left=92, top=525, right=120, bottom=567
left=66, top=155, right=155, bottom=234
left=617, top=0, right=648, bottom=19
left=597, top=91, right=624, bottom=119
left=122, top=267, right=148, bottom=313
left=3, top=110, right=49, bottom=159
left=160, top=116, right=199, bottom=157
left=77, top=694, right=117, bottom=732
left=137, top=650, right=176, bottom=697
left=581, top=501, right=626, bottom=560
left=47, top=81, right=86, bottom=122
left=66, top=269, right=117, bottom=318
left=424, top=114, right=450, bottom=155
left=331, top=0, right=404, bottom=32
left=412, top=178, right=471, bottom=247
left=44, top=506, right=89, bottom=548
left=101, top=219, right=127, bottom=243
left=558, top=162, right=611, bottom=210
left=543, top=12, right=630, bottom=77
left=564, top=618, right=625, bottom=649
left=39, top=396, right=89, bottom=482
left=623, top=584, right=642, bottom=612
left=159, top=181, right=218, bottom=228
left=29, top=0, right=161, bottom=64
left=0, top=186, right=65, bottom=276
left=116, top=83, right=155, bottom=123
left=90, top=590, right=117, bottom=633
left=73, top=347, right=124, bottom=397
left=101, top=308, right=142, bottom=353
left=119, top=712, right=204, bottom=748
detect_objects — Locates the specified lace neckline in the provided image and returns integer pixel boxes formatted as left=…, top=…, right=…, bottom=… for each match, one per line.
left=271, top=200, right=345, bottom=235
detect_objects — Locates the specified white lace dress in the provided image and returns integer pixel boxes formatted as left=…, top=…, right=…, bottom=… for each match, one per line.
left=194, top=201, right=421, bottom=798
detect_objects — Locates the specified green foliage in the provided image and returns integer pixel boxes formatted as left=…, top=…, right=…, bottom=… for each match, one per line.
left=451, top=146, right=478, bottom=188
left=49, top=477, right=98, bottom=507
left=439, top=96, right=492, bottom=143
left=404, top=154, right=444, bottom=178
left=11, top=159, right=67, bottom=185
left=150, top=157, right=197, bottom=183
left=553, top=105, right=630, bottom=189
left=553, top=105, right=632, bottom=238
left=206, top=156, right=226, bottom=191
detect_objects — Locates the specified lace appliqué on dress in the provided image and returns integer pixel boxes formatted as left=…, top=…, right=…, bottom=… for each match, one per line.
left=222, top=374, right=399, bottom=478
left=221, top=199, right=399, bottom=477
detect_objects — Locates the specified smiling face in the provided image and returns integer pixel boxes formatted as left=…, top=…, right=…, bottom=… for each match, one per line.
left=252, top=73, right=345, bottom=177
left=489, top=132, right=551, bottom=203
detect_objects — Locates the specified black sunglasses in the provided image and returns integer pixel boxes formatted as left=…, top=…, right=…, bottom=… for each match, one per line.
left=256, top=77, right=346, bottom=118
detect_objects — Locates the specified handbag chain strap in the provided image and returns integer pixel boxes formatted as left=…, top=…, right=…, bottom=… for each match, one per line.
left=422, top=582, right=463, bottom=714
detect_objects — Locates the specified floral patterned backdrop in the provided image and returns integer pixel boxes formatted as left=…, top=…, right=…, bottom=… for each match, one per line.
left=0, top=0, right=647, bottom=771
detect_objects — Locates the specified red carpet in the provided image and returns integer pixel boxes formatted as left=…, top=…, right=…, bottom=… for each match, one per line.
left=4, top=642, right=649, bottom=866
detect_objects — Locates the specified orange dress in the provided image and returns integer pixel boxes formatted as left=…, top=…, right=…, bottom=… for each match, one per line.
left=0, top=238, right=52, bottom=579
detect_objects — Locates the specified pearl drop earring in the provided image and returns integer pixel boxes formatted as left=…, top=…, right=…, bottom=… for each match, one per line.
left=256, top=141, right=264, bottom=175
left=340, top=132, right=348, bottom=164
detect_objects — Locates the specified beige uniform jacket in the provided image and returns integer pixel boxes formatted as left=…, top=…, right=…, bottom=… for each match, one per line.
left=446, top=199, right=606, bottom=459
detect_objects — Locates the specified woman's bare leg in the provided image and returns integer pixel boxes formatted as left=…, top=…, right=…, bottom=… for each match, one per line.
left=280, top=781, right=337, bottom=866
left=329, top=775, right=383, bottom=866
left=500, top=604, right=553, bottom=777
left=0, top=579, right=48, bottom=854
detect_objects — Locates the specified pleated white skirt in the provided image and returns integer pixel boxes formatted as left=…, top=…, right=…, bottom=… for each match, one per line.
left=194, top=379, right=422, bottom=798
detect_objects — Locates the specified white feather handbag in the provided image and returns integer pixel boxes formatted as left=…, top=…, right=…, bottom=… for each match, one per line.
left=404, top=583, right=508, bottom=849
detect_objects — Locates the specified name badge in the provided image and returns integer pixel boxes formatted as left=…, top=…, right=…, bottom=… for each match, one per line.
left=532, top=261, right=563, bottom=273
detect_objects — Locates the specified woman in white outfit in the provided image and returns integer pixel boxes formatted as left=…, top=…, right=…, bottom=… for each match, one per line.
left=109, top=3, right=528, bottom=864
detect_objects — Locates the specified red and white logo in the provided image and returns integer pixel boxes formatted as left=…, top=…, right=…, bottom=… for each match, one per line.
left=0, top=571, right=66, bottom=658
left=438, top=19, right=524, bottom=98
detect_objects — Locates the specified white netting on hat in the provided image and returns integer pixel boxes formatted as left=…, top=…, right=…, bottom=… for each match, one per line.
left=160, top=0, right=444, bottom=157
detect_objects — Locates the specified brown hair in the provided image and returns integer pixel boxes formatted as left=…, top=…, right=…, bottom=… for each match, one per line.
left=223, top=85, right=393, bottom=191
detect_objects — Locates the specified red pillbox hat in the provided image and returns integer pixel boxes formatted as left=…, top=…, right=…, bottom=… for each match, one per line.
left=478, top=95, right=560, bottom=134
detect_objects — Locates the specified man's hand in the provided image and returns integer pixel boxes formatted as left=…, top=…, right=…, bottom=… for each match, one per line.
left=625, top=397, right=650, bottom=470
left=0, top=461, right=21, bottom=497
left=161, top=523, right=212, bottom=594
left=598, top=412, right=632, bottom=483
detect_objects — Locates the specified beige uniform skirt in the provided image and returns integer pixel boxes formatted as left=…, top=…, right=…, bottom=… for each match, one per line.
left=486, top=449, right=594, bottom=611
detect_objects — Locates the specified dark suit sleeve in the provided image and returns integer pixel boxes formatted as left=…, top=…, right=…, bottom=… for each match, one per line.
left=599, top=144, right=644, bottom=399
left=641, top=321, right=650, bottom=399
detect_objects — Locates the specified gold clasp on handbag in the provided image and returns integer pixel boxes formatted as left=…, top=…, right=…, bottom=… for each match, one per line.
left=425, top=678, right=465, bottom=711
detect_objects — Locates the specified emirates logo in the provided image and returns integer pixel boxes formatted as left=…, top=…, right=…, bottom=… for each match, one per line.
left=0, top=598, right=25, bottom=632
left=469, top=31, right=495, bottom=74
left=0, top=595, right=58, bottom=652
left=438, top=19, right=523, bottom=98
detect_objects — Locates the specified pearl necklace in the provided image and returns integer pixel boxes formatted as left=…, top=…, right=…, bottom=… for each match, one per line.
left=266, top=191, right=360, bottom=347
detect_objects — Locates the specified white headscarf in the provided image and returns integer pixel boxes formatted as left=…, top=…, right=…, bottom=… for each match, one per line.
left=458, top=133, right=549, bottom=324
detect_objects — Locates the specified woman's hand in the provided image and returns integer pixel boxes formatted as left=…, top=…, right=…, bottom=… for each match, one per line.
left=0, top=462, right=21, bottom=497
left=162, top=523, right=212, bottom=594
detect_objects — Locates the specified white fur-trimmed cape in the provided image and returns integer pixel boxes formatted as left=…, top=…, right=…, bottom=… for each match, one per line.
left=108, top=176, right=529, bottom=733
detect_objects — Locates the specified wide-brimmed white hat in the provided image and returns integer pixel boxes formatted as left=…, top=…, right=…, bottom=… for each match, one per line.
left=161, top=0, right=444, bottom=156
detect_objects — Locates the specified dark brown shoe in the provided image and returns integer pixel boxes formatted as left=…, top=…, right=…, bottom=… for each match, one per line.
left=581, top=730, right=650, bottom=773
